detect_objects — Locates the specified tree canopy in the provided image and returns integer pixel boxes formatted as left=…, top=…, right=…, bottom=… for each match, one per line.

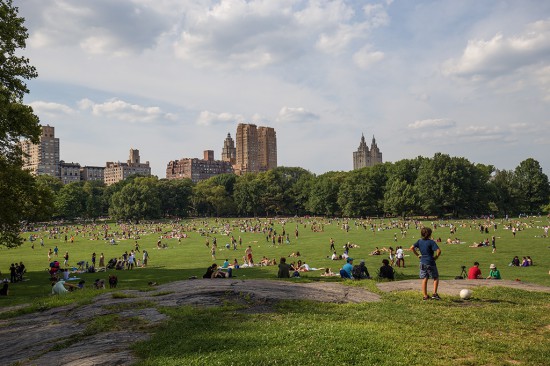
left=0, top=0, right=42, bottom=247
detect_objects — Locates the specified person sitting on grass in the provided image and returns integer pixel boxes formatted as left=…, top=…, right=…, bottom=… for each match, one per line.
left=51, top=279, right=78, bottom=295
left=0, top=281, right=8, bottom=296
left=352, top=260, right=371, bottom=279
left=339, top=257, right=354, bottom=279
left=510, top=256, right=520, bottom=266
left=487, top=264, right=501, bottom=280
left=203, top=263, right=232, bottom=279
left=467, top=262, right=483, bottom=279
left=278, top=257, right=290, bottom=278
left=521, top=257, right=529, bottom=267
left=378, top=259, right=395, bottom=280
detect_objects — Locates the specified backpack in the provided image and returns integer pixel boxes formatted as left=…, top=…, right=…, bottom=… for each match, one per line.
left=352, top=265, right=362, bottom=279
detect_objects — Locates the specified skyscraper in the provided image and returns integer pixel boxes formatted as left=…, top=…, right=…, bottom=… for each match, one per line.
left=221, top=133, right=236, bottom=165
left=235, top=123, right=259, bottom=174
left=234, top=123, right=277, bottom=174
left=257, top=126, right=277, bottom=171
left=20, top=124, right=60, bottom=177
left=353, top=134, right=382, bottom=169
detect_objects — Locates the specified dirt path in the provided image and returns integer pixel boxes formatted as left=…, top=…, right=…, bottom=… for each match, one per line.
left=2, top=279, right=548, bottom=365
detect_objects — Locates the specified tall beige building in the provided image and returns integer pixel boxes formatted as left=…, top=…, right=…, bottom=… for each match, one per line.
left=104, top=149, right=151, bottom=186
left=20, top=125, right=60, bottom=177
left=257, top=126, right=277, bottom=171
left=235, top=123, right=259, bottom=174
left=353, top=134, right=382, bottom=169
left=234, top=123, right=277, bottom=174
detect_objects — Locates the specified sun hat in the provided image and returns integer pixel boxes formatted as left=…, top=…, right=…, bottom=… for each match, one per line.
left=490, top=264, right=496, bottom=269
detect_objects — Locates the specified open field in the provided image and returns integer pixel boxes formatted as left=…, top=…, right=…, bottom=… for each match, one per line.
left=2, top=216, right=549, bottom=305
left=1, top=217, right=549, bottom=365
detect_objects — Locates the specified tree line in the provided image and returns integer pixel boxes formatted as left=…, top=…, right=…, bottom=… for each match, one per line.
left=29, top=154, right=550, bottom=222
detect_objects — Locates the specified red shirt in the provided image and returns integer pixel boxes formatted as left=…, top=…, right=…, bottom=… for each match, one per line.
left=468, top=266, right=482, bottom=279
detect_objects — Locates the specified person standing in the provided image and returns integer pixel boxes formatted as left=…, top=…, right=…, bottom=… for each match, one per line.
left=396, top=246, right=405, bottom=268
left=410, top=227, right=441, bottom=300
left=91, top=252, right=96, bottom=268
left=491, top=236, right=496, bottom=253
left=142, top=250, right=149, bottom=267
left=63, top=251, right=69, bottom=267
left=211, top=243, right=217, bottom=260
left=245, top=246, right=253, bottom=266
left=99, top=253, right=105, bottom=267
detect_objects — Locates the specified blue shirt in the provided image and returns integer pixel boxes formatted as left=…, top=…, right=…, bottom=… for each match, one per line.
left=342, top=263, right=353, bottom=277
left=413, top=239, right=440, bottom=265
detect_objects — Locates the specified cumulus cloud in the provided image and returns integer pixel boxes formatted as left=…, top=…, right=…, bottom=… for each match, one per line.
left=196, top=111, right=245, bottom=126
left=276, top=106, right=319, bottom=124
left=174, top=0, right=393, bottom=68
left=353, top=46, right=384, bottom=69
left=443, top=19, right=550, bottom=79
left=78, top=98, right=176, bottom=123
left=408, top=119, right=456, bottom=130
left=29, top=101, right=75, bottom=118
left=24, top=0, right=168, bottom=55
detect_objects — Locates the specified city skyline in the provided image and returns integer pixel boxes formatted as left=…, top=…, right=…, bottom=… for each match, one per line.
left=16, top=0, right=550, bottom=178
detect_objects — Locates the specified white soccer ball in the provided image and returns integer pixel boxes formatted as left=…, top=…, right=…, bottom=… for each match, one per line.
left=459, top=289, right=472, bottom=299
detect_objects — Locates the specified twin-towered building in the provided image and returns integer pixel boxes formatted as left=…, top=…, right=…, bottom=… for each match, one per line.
left=166, top=123, right=278, bottom=182
left=353, top=134, right=383, bottom=169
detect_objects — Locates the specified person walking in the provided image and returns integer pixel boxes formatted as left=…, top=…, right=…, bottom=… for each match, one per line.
left=410, top=227, right=441, bottom=300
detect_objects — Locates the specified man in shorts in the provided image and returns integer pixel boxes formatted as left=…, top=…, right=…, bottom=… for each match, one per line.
left=410, top=227, right=442, bottom=300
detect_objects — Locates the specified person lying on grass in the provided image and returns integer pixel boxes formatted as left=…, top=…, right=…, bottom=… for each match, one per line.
left=203, top=263, right=232, bottom=279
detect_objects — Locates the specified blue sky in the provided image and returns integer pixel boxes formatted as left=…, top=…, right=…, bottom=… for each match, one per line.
left=16, top=0, right=550, bottom=177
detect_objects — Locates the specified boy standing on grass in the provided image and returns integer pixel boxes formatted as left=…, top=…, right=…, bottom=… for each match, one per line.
left=410, top=227, right=442, bottom=300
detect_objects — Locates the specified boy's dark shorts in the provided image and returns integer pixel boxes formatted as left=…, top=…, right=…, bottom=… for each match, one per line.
left=419, top=263, right=439, bottom=279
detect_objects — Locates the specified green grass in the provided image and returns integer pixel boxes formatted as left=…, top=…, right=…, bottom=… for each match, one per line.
left=1, top=217, right=550, bottom=364
left=133, top=287, right=550, bottom=366
left=2, top=216, right=549, bottom=307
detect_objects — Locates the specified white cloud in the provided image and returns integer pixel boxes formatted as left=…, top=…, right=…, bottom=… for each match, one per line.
left=276, top=106, right=319, bottom=123
left=174, top=0, right=392, bottom=68
left=353, top=46, right=384, bottom=69
left=408, top=119, right=456, bottom=130
left=29, top=101, right=75, bottom=118
left=78, top=98, right=176, bottom=123
left=443, top=19, right=550, bottom=78
left=196, top=110, right=245, bottom=126
left=25, top=0, right=168, bottom=55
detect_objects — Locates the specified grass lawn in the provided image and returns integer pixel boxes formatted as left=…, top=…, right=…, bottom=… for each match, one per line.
left=1, top=217, right=549, bottom=365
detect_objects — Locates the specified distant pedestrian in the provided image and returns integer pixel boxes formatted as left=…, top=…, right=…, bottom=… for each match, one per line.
left=63, top=251, right=69, bottom=267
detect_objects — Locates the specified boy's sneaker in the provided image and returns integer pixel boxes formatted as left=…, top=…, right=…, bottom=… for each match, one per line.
left=422, top=296, right=430, bottom=301
left=431, top=293, right=441, bottom=300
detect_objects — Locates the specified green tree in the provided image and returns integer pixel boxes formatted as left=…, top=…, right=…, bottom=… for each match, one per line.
left=384, top=179, right=416, bottom=219
left=307, top=172, right=345, bottom=216
left=83, top=180, right=105, bottom=219
left=234, top=174, right=262, bottom=216
left=158, top=178, right=194, bottom=217
left=0, top=0, right=42, bottom=247
left=55, top=182, right=87, bottom=220
left=109, top=177, right=162, bottom=220
left=513, top=158, right=550, bottom=214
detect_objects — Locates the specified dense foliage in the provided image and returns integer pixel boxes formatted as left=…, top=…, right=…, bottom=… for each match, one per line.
left=0, top=0, right=42, bottom=247
left=27, top=156, right=550, bottom=222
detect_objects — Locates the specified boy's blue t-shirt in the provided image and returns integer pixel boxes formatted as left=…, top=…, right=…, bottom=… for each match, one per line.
left=413, top=239, right=439, bottom=265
